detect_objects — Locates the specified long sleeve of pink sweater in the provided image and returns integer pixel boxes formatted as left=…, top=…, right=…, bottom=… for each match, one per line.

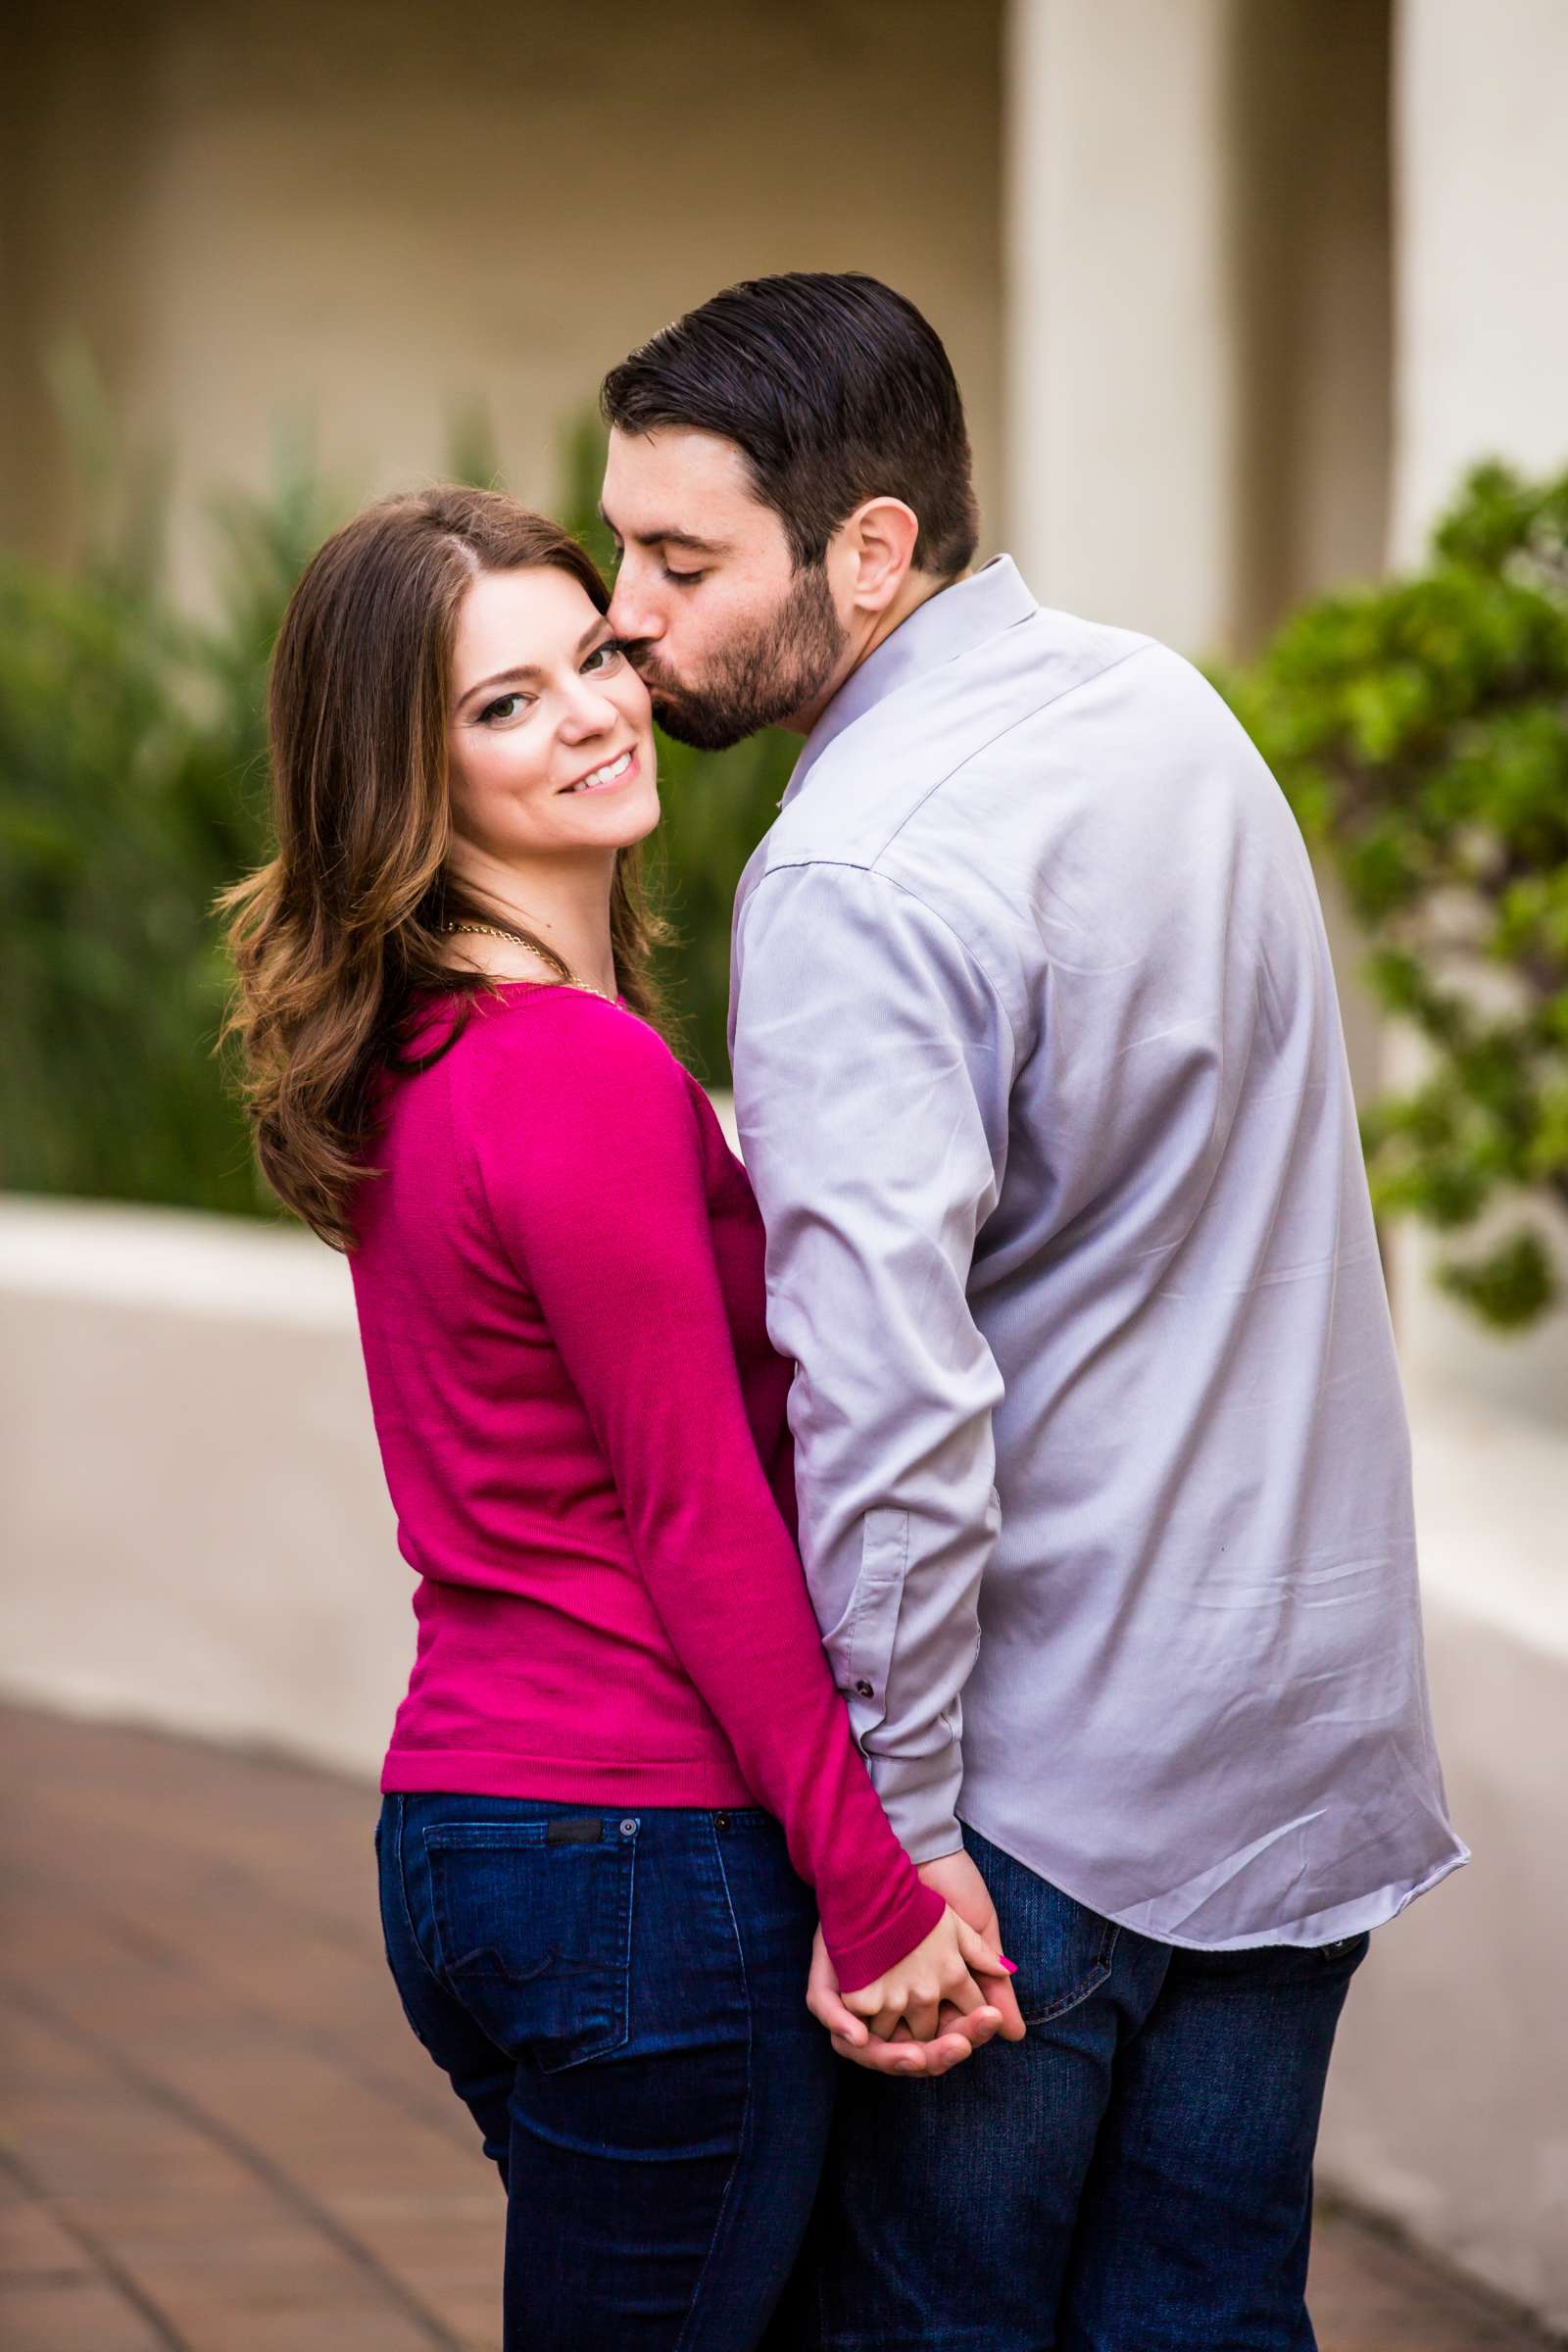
left=351, top=984, right=943, bottom=1993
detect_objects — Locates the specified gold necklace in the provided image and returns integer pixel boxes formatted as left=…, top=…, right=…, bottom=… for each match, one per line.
left=440, top=921, right=620, bottom=1006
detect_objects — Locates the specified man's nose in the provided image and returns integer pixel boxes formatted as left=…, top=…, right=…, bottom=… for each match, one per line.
left=606, top=570, right=662, bottom=647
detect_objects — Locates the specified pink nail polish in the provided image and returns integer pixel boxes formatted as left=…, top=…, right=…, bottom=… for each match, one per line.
left=999, top=1955, right=1019, bottom=1973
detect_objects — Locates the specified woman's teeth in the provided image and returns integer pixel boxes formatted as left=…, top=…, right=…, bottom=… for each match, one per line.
left=568, top=749, right=633, bottom=793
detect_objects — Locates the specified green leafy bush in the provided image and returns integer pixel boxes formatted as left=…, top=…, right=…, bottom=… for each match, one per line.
left=0, top=457, right=329, bottom=1214
left=0, top=414, right=793, bottom=1217
left=1219, top=463, right=1568, bottom=1327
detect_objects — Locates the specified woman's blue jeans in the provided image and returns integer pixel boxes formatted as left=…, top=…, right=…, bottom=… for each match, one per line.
left=376, top=1791, right=835, bottom=2350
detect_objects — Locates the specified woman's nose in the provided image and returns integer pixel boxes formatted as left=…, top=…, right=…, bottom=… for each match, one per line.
left=558, top=681, right=620, bottom=741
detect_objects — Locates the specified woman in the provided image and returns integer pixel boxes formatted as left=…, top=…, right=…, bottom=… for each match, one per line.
left=221, top=487, right=1008, bottom=2349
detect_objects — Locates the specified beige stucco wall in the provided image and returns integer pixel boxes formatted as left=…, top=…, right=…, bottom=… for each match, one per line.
left=2, top=0, right=1003, bottom=593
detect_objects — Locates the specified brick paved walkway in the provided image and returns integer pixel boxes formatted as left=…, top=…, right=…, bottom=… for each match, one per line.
left=0, top=1705, right=1545, bottom=2350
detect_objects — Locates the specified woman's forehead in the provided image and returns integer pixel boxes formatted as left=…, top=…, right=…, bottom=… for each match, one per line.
left=451, top=565, right=597, bottom=681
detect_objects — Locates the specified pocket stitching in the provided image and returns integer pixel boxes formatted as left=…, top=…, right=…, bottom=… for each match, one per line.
left=426, top=1820, right=636, bottom=2074
left=1020, top=1918, right=1120, bottom=2027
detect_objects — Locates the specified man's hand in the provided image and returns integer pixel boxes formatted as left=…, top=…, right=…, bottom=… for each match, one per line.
left=917, top=1849, right=1028, bottom=2043
left=807, top=1925, right=1003, bottom=2076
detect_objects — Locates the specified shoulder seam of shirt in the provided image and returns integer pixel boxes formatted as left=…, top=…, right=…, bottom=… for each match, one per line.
left=739, top=858, right=1017, bottom=1059
left=740, top=639, right=1163, bottom=1016
left=774, top=636, right=1160, bottom=876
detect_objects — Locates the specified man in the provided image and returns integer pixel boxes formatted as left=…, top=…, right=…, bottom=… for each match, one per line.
left=600, top=272, right=1465, bottom=2350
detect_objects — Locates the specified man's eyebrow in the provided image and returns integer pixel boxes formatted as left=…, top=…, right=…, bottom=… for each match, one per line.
left=597, top=506, right=729, bottom=558
left=457, top=619, right=611, bottom=707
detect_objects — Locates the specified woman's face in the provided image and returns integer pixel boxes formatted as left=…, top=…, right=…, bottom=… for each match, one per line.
left=446, top=564, right=659, bottom=864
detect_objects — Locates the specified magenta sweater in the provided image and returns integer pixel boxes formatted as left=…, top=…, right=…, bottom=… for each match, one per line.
left=348, top=981, right=943, bottom=1991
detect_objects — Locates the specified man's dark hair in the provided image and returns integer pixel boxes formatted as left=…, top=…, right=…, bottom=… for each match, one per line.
left=601, top=271, right=980, bottom=578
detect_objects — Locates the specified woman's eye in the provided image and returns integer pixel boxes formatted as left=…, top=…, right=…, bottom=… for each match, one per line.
left=582, top=640, right=625, bottom=674
left=479, top=693, right=530, bottom=724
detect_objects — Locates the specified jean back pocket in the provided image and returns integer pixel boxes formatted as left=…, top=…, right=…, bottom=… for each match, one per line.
left=425, top=1814, right=636, bottom=2073
left=963, top=1824, right=1119, bottom=2027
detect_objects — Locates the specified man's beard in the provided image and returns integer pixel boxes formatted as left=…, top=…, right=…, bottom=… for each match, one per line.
left=627, top=563, right=848, bottom=753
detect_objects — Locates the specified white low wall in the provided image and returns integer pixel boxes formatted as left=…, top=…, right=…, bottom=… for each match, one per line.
left=1317, top=1368, right=1568, bottom=2336
left=0, top=1196, right=408, bottom=1779
left=2, top=1191, right=1565, bottom=2328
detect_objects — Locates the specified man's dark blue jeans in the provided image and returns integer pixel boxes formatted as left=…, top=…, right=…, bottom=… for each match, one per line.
left=377, top=1791, right=835, bottom=2349
left=766, top=1824, right=1368, bottom=2352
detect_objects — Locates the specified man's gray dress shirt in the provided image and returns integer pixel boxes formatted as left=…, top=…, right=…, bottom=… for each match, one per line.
left=729, top=556, right=1466, bottom=1948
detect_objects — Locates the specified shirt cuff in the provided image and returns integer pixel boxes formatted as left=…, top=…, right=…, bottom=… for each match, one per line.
left=866, top=1742, right=966, bottom=1868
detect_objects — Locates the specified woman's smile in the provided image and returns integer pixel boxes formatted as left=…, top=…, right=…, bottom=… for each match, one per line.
left=561, top=744, right=638, bottom=796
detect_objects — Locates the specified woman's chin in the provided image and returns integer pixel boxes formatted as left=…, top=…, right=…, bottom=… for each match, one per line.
left=563, top=786, right=662, bottom=852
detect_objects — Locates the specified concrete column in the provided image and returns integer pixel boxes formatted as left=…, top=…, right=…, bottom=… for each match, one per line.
left=1004, top=0, right=1392, bottom=1113
left=1379, top=0, right=1568, bottom=1416
left=1004, top=0, right=1392, bottom=660
left=1391, top=0, right=1568, bottom=560
left=1004, top=0, right=1242, bottom=654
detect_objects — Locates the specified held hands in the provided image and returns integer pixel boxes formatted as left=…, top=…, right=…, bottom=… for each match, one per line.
left=807, top=1850, right=1029, bottom=2077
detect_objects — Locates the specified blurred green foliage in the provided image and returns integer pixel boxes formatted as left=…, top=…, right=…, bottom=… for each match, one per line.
left=0, top=404, right=793, bottom=1219
left=1219, top=462, right=1568, bottom=1328
left=0, top=409, right=332, bottom=1215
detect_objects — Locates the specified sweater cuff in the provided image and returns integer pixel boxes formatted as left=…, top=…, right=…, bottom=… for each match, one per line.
left=827, top=1876, right=947, bottom=1997
left=865, top=1741, right=966, bottom=1868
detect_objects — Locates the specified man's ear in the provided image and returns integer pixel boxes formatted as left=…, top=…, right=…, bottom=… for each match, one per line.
left=840, top=497, right=921, bottom=613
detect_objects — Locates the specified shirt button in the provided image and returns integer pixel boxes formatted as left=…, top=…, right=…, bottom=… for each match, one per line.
left=856, top=1680, right=874, bottom=1698
left=619, top=1818, right=639, bottom=1837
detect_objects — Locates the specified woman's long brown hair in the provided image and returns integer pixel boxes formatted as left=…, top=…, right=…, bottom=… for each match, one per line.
left=219, top=487, right=668, bottom=1251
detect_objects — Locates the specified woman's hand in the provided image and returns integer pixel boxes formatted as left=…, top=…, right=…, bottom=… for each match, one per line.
left=807, top=1925, right=1001, bottom=2075
left=839, top=1904, right=1012, bottom=2045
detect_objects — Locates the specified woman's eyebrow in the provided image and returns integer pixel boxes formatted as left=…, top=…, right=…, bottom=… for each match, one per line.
left=459, top=621, right=611, bottom=706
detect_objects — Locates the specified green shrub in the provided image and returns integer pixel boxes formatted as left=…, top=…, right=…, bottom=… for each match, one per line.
left=0, top=463, right=327, bottom=1214
left=1219, top=463, right=1568, bottom=1328
left=0, top=415, right=793, bottom=1217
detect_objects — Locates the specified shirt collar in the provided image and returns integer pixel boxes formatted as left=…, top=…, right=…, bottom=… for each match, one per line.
left=780, top=554, right=1037, bottom=808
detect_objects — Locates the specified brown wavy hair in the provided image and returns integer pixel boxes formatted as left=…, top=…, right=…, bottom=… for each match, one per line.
left=219, top=487, right=668, bottom=1251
